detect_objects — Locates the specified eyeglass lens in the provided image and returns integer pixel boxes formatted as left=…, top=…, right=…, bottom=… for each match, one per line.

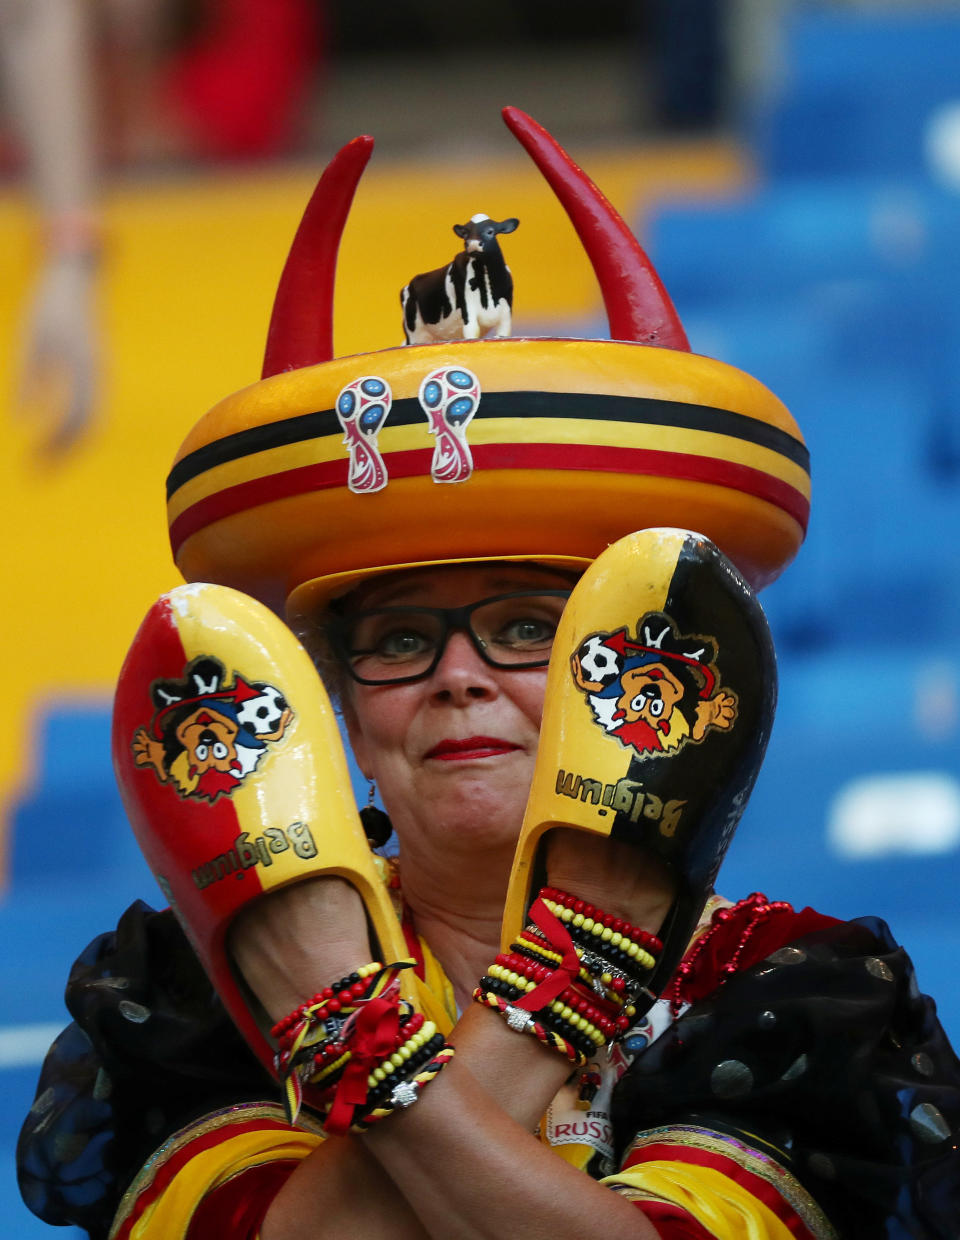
left=341, top=591, right=569, bottom=683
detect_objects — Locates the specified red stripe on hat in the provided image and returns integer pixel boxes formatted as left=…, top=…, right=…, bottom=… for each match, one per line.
left=169, top=442, right=809, bottom=557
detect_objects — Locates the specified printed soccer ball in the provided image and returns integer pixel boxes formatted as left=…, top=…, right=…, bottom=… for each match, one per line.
left=576, top=635, right=622, bottom=687
left=237, top=684, right=289, bottom=736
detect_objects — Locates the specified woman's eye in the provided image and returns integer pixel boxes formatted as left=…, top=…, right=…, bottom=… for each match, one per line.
left=195, top=744, right=209, bottom=761
left=376, top=628, right=432, bottom=659
left=497, top=617, right=556, bottom=647
left=649, top=698, right=664, bottom=717
left=212, top=741, right=229, bottom=759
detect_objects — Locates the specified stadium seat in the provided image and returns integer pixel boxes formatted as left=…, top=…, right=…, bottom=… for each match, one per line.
left=648, top=178, right=960, bottom=307
left=723, top=641, right=960, bottom=1043
left=748, top=8, right=960, bottom=179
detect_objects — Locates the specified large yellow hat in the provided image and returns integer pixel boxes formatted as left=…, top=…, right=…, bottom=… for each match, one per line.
left=166, top=108, right=808, bottom=616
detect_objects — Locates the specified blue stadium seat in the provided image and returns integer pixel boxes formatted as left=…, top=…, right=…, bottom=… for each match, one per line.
left=648, top=179, right=960, bottom=308
left=722, top=641, right=960, bottom=1043
left=1, top=704, right=162, bottom=1030
left=748, top=8, right=960, bottom=179
left=760, top=367, right=960, bottom=650
left=9, top=717, right=155, bottom=889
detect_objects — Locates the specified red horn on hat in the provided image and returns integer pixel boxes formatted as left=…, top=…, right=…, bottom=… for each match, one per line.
left=502, top=106, right=690, bottom=351
left=261, top=134, right=374, bottom=378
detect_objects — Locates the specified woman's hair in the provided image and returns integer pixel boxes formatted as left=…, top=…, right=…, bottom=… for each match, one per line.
left=298, top=611, right=350, bottom=713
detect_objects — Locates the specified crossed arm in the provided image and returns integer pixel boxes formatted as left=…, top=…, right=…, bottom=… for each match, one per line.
left=231, top=854, right=666, bottom=1240
left=259, top=1005, right=659, bottom=1240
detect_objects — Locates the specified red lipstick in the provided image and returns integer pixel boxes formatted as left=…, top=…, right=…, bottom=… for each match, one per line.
left=426, top=736, right=520, bottom=761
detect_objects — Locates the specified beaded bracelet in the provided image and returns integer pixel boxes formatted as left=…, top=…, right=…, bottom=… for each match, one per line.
left=357, top=1042, right=457, bottom=1130
left=473, top=987, right=587, bottom=1066
left=479, top=971, right=604, bottom=1057
left=533, top=892, right=662, bottom=995
left=475, top=887, right=659, bottom=1063
left=274, top=962, right=407, bottom=1091
left=539, top=897, right=659, bottom=973
left=538, top=887, right=663, bottom=953
left=497, top=946, right=633, bottom=1016
left=486, top=958, right=620, bottom=1034
left=322, top=1028, right=450, bottom=1133
left=306, top=1010, right=425, bottom=1090
left=273, top=963, right=392, bottom=1057
left=512, top=931, right=638, bottom=1008
left=488, top=953, right=636, bottom=1038
left=526, top=889, right=661, bottom=996
left=489, top=966, right=636, bottom=1054
left=272, top=959, right=453, bottom=1131
left=522, top=905, right=657, bottom=993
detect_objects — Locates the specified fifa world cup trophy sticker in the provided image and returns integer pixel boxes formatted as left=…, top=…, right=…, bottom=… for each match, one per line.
left=336, top=376, right=392, bottom=493
left=418, top=366, right=481, bottom=483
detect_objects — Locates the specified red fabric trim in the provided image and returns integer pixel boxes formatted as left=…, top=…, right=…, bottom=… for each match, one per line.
left=112, top=1116, right=299, bottom=1240
left=675, top=902, right=841, bottom=1009
left=622, top=1140, right=819, bottom=1239
left=169, top=442, right=809, bottom=556
left=633, top=1200, right=715, bottom=1238
left=185, top=1159, right=299, bottom=1240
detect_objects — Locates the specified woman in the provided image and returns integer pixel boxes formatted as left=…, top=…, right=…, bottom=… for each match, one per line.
left=224, top=554, right=693, bottom=1239
left=19, top=109, right=960, bottom=1238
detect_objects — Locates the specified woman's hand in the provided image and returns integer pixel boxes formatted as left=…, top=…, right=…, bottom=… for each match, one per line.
left=543, top=826, right=676, bottom=936
left=229, top=876, right=374, bottom=1023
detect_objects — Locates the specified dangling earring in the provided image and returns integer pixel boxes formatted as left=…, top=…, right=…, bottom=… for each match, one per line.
left=359, top=779, right=393, bottom=848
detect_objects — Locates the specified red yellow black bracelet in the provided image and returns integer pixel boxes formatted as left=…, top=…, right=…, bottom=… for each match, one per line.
left=474, top=888, right=659, bottom=1064
left=272, top=959, right=454, bottom=1132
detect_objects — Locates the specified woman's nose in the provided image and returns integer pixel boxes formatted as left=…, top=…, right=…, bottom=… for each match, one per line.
left=428, top=629, right=498, bottom=700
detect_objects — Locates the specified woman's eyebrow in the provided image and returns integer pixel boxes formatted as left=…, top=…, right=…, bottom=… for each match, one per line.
left=353, top=580, right=566, bottom=611
left=351, top=584, right=431, bottom=609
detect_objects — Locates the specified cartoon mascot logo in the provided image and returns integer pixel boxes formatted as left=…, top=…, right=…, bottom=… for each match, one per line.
left=132, top=655, right=294, bottom=802
left=571, top=612, right=737, bottom=759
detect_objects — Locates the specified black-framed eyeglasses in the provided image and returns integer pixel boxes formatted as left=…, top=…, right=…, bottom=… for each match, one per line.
left=325, top=590, right=571, bottom=685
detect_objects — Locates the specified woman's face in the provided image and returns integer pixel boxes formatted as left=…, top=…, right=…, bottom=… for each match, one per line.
left=340, top=563, right=573, bottom=862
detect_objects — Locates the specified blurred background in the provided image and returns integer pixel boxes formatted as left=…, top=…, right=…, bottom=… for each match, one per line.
left=2, top=1, right=960, bottom=1232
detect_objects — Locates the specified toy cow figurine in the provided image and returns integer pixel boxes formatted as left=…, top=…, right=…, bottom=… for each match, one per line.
left=401, top=213, right=519, bottom=344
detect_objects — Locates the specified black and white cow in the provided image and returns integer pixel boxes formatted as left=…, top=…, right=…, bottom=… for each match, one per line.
left=401, top=214, right=519, bottom=344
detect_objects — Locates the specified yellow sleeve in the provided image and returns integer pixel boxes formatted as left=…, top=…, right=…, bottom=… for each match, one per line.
left=601, top=1124, right=837, bottom=1239
left=112, top=864, right=455, bottom=1240
left=109, top=1103, right=324, bottom=1240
